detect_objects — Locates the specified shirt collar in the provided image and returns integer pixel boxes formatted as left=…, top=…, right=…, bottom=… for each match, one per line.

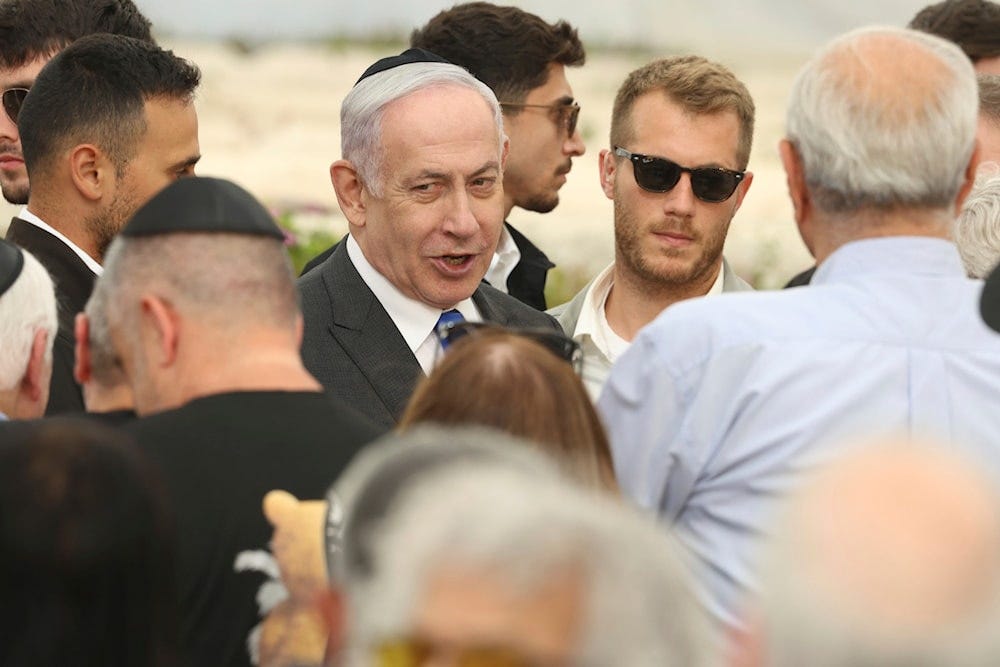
left=19, top=207, right=103, bottom=276
left=484, top=224, right=521, bottom=293
left=346, top=235, right=479, bottom=354
left=813, top=237, right=965, bottom=285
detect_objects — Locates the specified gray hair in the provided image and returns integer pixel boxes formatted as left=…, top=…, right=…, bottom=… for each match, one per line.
left=340, top=61, right=505, bottom=196
left=96, top=233, right=300, bottom=374
left=346, top=437, right=715, bottom=667
left=980, top=74, right=1000, bottom=124
left=82, top=280, right=124, bottom=388
left=786, top=26, right=978, bottom=215
left=754, top=442, right=1000, bottom=667
left=0, top=249, right=56, bottom=391
left=955, top=164, right=1000, bottom=277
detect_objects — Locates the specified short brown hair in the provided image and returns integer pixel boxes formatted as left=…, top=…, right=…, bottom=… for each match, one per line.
left=399, top=330, right=617, bottom=492
left=610, top=55, right=756, bottom=170
left=909, top=0, right=1000, bottom=61
left=410, top=2, right=585, bottom=105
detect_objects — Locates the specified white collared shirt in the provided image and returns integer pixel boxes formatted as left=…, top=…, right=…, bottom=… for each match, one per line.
left=19, top=207, right=103, bottom=276
left=346, top=235, right=480, bottom=375
left=483, top=225, right=520, bottom=294
left=570, top=261, right=725, bottom=399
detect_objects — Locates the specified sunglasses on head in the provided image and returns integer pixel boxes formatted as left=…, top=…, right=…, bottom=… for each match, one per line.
left=2, top=87, right=29, bottom=124
left=434, top=320, right=583, bottom=374
left=614, top=146, right=745, bottom=203
left=501, top=101, right=580, bottom=137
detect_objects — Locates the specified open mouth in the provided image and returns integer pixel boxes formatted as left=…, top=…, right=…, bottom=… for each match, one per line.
left=441, top=254, right=471, bottom=266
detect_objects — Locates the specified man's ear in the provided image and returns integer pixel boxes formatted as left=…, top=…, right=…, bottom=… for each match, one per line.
left=73, top=312, right=92, bottom=385
left=21, top=328, right=50, bottom=403
left=330, top=160, right=368, bottom=230
left=955, top=141, right=982, bottom=214
left=500, top=135, right=510, bottom=173
left=69, top=144, right=111, bottom=202
left=599, top=148, right=616, bottom=200
left=779, top=139, right=814, bottom=253
left=139, top=295, right=181, bottom=368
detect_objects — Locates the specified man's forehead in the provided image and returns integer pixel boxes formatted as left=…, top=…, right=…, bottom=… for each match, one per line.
left=0, top=53, right=53, bottom=87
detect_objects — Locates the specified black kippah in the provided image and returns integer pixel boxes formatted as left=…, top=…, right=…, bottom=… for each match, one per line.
left=0, top=238, right=24, bottom=298
left=982, top=264, right=1000, bottom=334
left=121, top=177, right=284, bottom=240
left=354, top=47, right=451, bottom=85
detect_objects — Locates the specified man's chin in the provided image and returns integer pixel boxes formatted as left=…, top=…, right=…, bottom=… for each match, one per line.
left=0, top=178, right=29, bottom=206
left=519, top=193, right=559, bottom=215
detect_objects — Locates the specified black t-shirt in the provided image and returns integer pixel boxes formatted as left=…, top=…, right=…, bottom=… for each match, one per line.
left=125, top=391, right=384, bottom=667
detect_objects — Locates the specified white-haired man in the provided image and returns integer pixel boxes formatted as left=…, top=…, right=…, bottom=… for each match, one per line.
left=332, top=426, right=715, bottom=667
left=736, top=440, right=1000, bottom=666
left=0, top=238, right=56, bottom=420
left=299, top=49, right=560, bottom=429
left=599, top=26, right=1000, bottom=629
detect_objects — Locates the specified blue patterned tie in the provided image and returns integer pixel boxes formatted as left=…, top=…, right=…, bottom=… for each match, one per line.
left=436, top=309, right=465, bottom=350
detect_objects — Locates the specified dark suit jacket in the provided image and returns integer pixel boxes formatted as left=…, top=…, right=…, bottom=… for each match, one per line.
left=298, top=239, right=562, bottom=429
left=300, top=222, right=554, bottom=310
left=503, top=222, right=555, bottom=311
left=5, top=217, right=90, bottom=414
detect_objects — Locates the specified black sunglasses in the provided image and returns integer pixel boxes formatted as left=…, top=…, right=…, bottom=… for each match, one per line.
left=614, top=146, right=745, bottom=203
left=500, top=101, right=581, bottom=137
left=435, top=320, right=583, bottom=374
left=2, top=87, right=29, bottom=123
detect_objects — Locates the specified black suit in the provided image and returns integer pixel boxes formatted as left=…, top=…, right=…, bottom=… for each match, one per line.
left=298, top=239, right=562, bottom=429
left=503, top=222, right=555, bottom=310
left=5, top=217, right=90, bottom=414
left=300, top=222, right=554, bottom=310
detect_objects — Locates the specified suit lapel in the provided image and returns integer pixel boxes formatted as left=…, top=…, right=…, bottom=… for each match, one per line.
left=321, top=242, right=424, bottom=420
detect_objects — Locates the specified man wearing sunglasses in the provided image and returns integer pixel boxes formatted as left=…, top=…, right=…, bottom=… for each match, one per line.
left=302, top=3, right=587, bottom=311
left=6, top=35, right=200, bottom=415
left=0, top=0, right=153, bottom=206
left=550, top=56, right=754, bottom=400
left=599, top=27, right=1000, bottom=631
left=299, top=50, right=560, bottom=430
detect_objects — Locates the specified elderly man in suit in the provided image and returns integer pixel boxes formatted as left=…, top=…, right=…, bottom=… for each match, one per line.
left=299, top=49, right=560, bottom=429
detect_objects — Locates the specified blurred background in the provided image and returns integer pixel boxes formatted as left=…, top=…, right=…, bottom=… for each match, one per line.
left=2, top=1, right=943, bottom=294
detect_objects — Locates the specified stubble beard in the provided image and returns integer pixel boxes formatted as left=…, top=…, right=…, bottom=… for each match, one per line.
left=1, top=173, right=29, bottom=205
left=87, top=189, right=136, bottom=262
left=613, top=197, right=728, bottom=294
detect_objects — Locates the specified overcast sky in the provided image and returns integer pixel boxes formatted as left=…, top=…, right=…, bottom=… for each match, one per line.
left=137, top=1, right=938, bottom=53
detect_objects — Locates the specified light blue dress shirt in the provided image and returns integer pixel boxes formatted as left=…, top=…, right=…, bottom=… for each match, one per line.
left=598, top=237, right=1000, bottom=629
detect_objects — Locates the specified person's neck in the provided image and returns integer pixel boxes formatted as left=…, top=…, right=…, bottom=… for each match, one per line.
left=27, top=198, right=100, bottom=261
left=605, top=260, right=722, bottom=342
left=811, top=207, right=952, bottom=265
left=142, top=347, right=322, bottom=416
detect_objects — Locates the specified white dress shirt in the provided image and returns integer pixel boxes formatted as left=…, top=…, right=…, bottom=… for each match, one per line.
left=346, top=235, right=480, bottom=375
left=598, top=237, right=1000, bottom=630
left=571, top=261, right=724, bottom=400
left=483, top=224, right=521, bottom=294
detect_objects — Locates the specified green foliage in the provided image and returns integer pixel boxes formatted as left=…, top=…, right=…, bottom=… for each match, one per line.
left=545, top=264, right=595, bottom=309
left=276, top=211, right=340, bottom=275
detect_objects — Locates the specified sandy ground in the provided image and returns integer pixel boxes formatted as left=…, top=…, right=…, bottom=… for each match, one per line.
left=0, top=41, right=815, bottom=291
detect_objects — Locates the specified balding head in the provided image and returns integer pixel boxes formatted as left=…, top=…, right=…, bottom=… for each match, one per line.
left=745, top=440, right=1000, bottom=666
left=785, top=27, right=978, bottom=219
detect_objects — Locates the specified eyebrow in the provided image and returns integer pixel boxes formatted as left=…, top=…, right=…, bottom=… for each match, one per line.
left=551, top=95, right=575, bottom=107
left=407, top=161, right=501, bottom=184
left=170, top=154, right=201, bottom=172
